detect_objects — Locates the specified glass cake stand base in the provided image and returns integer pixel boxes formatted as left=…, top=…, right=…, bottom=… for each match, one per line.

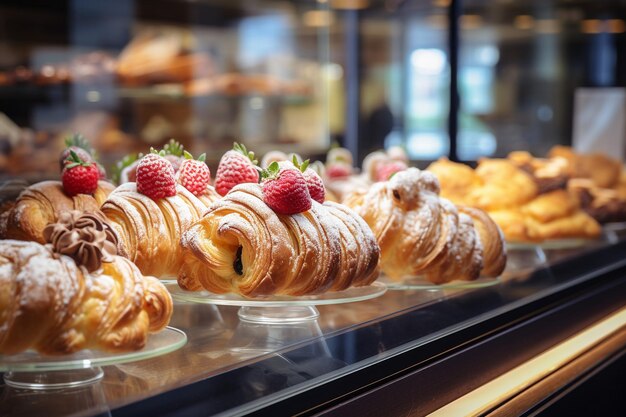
left=3, top=367, right=105, bottom=390
left=166, top=282, right=387, bottom=354
left=238, top=305, right=320, bottom=324
left=503, top=245, right=548, bottom=279
left=165, top=282, right=387, bottom=323
left=0, top=327, right=187, bottom=390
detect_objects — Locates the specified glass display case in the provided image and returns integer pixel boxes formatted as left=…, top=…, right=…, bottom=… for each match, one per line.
left=0, top=0, right=332, bottom=181
left=1, top=1, right=626, bottom=416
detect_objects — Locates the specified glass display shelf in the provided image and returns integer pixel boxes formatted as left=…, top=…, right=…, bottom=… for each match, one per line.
left=506, top=238, right=597, bottom=250
left=0, top=327, right=187, bottom=390
left=381, top=275, right=500, bottom=290
left=166, top=282, right=386, bottom=323
left=0, top=239, right=623, bottom=417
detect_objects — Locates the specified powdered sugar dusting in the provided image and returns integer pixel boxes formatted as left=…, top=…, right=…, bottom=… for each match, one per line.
left=178, top=182, right=380, bottom=296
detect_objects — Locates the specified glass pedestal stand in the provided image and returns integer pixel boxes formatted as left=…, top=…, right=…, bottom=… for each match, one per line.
left=503, top=244, right=547, bottom=280
left=0, top=327, right=187, bottom=390
left=603, top=222, right=626, bottom=244
left=166, top=283, right=387, bottom=354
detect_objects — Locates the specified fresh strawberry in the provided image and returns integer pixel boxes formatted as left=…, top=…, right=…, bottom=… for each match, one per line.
left=59, top=134, right=95, bottom=170
left=326, top=163, right=352, bottom=179
left=177, top=151, right=211, bottom=196
left=375, top=161, right=407, bottom=182
left=136, top=151, right=177, bottom=199
left=215, top=142, right=260, bottom=196
left=61, top=150, right=99, bottom=196
left=261, top=162, right=312, bottom=215
left=292, top=155, right=325, bottom=203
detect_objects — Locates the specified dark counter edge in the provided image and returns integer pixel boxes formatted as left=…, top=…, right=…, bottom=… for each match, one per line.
left=111, top=241, right=626, bottom=417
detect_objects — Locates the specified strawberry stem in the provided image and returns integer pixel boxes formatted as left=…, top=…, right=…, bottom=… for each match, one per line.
left=291, top=155, right=310, bottom=173
left=67, top=150, right=92, bottom=167
left=233, top=142, right=258, bottom=165
left=260, top=161, right=280, bottom=180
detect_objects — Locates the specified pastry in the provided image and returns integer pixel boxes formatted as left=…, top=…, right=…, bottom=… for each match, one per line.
left=344, top=168, right=506, bottom=283
left=178, top=183, right=380, bottom=297
left=0, top=213, right=172, bottom=355
left=508, top=151, right=570, bottom=194
left=471, top=159, right=538, bottom=209
left=426, top=158, right=481, bottom=204
left=427, top=158, right=601, bottom=242
left=1, top=180, right=115, bottom=243
left=568, top=178, right=626, bottom=224
left=549, top=146, right=622, bottom=188
left=101, top=182, right=219, bottom=278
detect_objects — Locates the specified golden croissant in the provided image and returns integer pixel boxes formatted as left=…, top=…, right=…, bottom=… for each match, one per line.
left=101, top=182, right=220, bottom=278
left=344, top=168, right=506, bottom=284
left=178, top=183, right=380, bottom=297
left=0, top=240, right=173, bottom=355
left=427, top=158, right=601, bottom=242
left=1, top=180, right=115, bottom=243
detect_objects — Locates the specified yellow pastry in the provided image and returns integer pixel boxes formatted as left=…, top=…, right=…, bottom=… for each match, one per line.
left=101, top=182, right=220, bottom=278
left=0, top=212, right=172, bottom=355
left=345, top=168, right=506, bottom=283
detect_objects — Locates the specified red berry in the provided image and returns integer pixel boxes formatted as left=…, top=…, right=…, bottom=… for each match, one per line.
left=215, top=143, right=259, bottom=196
left=375, top=161, right=407, bottom=182
left=303, top=169, right=325, bottom=203
left=262, top=167, right=312, bottom=215
left=61, top=159, right=99, bottom=197
left=60, top=146, right=93, bottom=171
left=177, top=156, right=211, bottom=196
left=136, top=154, right=177, bottom=199
left=326, top=164, right=352, bottom=179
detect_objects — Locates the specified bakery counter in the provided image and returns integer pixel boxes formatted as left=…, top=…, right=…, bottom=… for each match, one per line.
left=2, top=237, right=626, bottom=417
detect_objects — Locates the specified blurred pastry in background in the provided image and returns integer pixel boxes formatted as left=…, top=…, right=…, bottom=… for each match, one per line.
left=568, top=179, right=626, bottom=224
left=549, top=145, right=622, bottom=188
left=508, top=150, right=570, bottom=194
left=70, top=51, right=117, bottom=83
left=426, top=158, right=601, bottom=242
left=117, top=31, right=214, bottom=86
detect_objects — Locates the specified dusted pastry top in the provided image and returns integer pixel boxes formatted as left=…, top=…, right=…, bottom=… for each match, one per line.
left=43, top=210, right=118, bottom=272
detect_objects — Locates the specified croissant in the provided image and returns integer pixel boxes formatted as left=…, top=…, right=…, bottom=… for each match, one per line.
left=0, top=240, right=173, bottom=355
left=549, top=146, right=622, bottom=188
left=101, top=182, right=220, bottom=278
left=178, top=183, right=380, bottom=297
left=427, top=158, right=602, bottom=242
left=344, top=168, right=506, bottom=283
left=1, top=180, right=115, bottom=243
